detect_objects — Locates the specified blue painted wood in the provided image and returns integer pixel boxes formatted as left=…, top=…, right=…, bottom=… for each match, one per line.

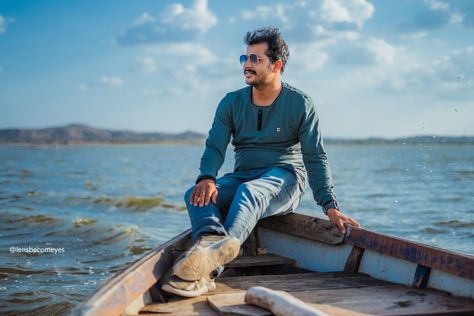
left=345, top=226, right=474, bottom=280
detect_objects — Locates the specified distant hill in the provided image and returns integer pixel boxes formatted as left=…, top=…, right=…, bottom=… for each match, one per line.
left=0, top=124, right=206, bottom=144
left=324, top=136, right=474, bottom=145
left=0, top=124, right=472, bottom=145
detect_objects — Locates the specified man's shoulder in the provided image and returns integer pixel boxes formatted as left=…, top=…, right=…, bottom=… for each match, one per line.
left=224, top=86, right=249, bottom=100
left=283, top=82, right=312, bottom=102
left=282, top=83, right=315, bottom=113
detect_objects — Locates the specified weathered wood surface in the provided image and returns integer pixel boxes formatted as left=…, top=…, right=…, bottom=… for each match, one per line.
left=259, top=213, right=474, bottom=281
left=245, top=286, right=329, bottom=316
left=258, top=213, right=344, bottom=245
left=216, top=272, right=386, bottom=293
left=287, top=285, right=474, bottom=315
left=140, top=296, right=216, bottom=316
left=142, top=272, right=474, bottom=315
left=206, top=291, right=368, bottom=316
left=345, top=226, right=474, bottom=280
left=225, top=254, right=296, bottom=269
left=207, top=293, right=271, bottom=316
left=141, top=291, right=368, bottom=316
left=72, top=230, right=191, bottom=316
left=219, top=273, right=474, bottom=315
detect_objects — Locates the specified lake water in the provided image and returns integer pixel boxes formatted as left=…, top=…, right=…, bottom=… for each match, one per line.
left=1, top=144, right=473, bottom=315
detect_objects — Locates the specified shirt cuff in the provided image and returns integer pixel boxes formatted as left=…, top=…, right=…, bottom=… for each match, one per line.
left=196, top=175, right=216, bottom=184
left=322, top=199, right=339, bottom=215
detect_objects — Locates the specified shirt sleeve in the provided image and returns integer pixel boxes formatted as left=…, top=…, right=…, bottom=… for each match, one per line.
left=298, top=97, right=337, bottom=214
left=198, top=95, right=233, bottom=180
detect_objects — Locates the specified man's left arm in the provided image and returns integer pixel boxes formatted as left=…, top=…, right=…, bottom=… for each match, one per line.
left=298, top=98, right=360, bottom=233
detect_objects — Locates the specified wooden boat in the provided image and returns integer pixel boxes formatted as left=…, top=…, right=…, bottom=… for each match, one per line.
left=72, top=213, right=474, bottom=315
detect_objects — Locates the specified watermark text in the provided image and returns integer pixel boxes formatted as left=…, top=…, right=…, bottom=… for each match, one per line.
left=9, top=246, right=65, bottom=255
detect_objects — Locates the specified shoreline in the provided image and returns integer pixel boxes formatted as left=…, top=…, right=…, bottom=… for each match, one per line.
left=1, top=140, right=474, bottom=147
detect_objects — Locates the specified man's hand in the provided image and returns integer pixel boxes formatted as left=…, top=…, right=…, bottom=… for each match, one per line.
left=190, top=179, right=218, bottom=207
left=326, top=208, right=360, bottom=234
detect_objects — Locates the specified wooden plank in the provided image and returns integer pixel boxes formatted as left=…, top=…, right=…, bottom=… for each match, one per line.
left=225, top=254, right=296, bottom=269
left=345, top=227, right=474, bottom=280
left=412, top=264, right=431, bottom=289
left=207, top=293, right=271, bottom=316
left=288, top=285, right=474, bottom=315
left=344, top=246, right=365, bottom=273
left=216, top=272, right=387, bottom=293
left=72, top=230, right=191, bottom=316
left=258, top=213, right=344, bottom=245
left=140, top=296, right=217, bottom=315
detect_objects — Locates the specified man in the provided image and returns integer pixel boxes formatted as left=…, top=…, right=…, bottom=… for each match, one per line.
left=162, top=27, right=360, bottom=297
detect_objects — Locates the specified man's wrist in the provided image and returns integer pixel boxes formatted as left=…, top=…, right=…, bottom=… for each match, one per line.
left=196, top=175, right=216, bottom=184
left=322, top=199, right=339, bottom=215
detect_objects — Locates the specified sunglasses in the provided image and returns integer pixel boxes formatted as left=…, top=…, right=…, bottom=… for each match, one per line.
left=239, top=54, right=266, bottom=66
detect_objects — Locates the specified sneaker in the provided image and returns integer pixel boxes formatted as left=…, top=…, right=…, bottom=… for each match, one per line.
left=161, top=275, right=216, bottom=298
left=173, top=235, right=240, bottom=281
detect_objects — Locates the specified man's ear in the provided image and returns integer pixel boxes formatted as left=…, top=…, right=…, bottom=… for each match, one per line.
left=272, top=60, right=283, bottom=73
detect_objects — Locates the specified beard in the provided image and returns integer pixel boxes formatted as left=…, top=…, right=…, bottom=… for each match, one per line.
left=244, top=69, right=266, bottom=88
left=244, top=64, right=273, bottom=88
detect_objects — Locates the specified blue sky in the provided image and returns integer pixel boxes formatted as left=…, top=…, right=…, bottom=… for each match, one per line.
left=0, top=0, right=473, bottom=138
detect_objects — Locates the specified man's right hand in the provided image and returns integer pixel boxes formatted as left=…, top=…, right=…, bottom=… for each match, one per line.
left=190, top=179, right=218, bottom=207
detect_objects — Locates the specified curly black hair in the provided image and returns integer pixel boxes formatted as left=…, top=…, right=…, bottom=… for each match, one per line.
left=244, top=27, right=290, bottom=73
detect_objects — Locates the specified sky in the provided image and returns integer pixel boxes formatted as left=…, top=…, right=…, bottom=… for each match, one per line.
left=0, top=0, right=473, bottom=138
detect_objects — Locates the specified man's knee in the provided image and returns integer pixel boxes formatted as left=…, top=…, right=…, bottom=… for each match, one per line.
left=184, top=186, right=195, bottom=204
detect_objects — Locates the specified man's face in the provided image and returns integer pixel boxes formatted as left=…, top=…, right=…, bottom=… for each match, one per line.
left=243, top=43, right=275, bottom=87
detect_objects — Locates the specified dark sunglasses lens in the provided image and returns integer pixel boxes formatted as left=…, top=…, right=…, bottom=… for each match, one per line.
left=239, top=55, right=247, bottom=66
left=249, top=54, right=259, bottom=64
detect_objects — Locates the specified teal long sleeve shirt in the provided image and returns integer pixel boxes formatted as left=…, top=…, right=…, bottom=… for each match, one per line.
left=198, top=82, right=337, bottom=213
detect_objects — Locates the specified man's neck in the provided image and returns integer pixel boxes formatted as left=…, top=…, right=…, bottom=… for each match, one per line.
left=251, top=80, right=282, bottom=107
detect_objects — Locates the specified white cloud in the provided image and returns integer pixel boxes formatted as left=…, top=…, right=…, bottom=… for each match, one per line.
left=145, top=43, right=217, bottom=66
left=137, top=56, right=158, bottom=73
left=142, top=43, right=235, bottom=94
left=320, top=0, right=375, bottom=29
left=161, top=0, right=217, bottom=34
left=432, top=46, right=474, bottom=83
left=291, top=43, right=329, bottom=71
left=118, top=0, right=217, bottom=45
left=335, top=37, right=406, bottom=67
left=311, top=24, right=360, bottom=41
left=100, top=76, right=124, bottom=86
left=401, top=31, right=428, bottom=40
left=369, top=46, right=474, bottom=98
left=365, top=38, right=397, bottom=65
left=425, top=0, right=450, bottom=11
left=79, top=83, right=88, bottom=91
left=241, top=5, right=289, bottom=26
left=133, top=12, right=155, bottom=25
left=449, top=12, right=464, bottom=25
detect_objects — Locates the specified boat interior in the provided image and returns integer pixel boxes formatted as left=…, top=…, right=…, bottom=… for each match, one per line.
left=75, top=213, right=474, bottom=316
left=134, top=214, right=474, bottom=315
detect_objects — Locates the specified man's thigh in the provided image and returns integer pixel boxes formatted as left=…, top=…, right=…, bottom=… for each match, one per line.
left=215, top=173, right=244, bottom=213
left=244, top=167, right=301, bottom=216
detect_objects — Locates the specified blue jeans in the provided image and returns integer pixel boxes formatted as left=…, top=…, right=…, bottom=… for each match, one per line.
left=184, top=166, right=303, bottom=244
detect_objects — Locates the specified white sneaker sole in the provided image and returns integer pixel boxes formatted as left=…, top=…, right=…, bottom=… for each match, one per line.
left=161, top=280, right=216, bottom=298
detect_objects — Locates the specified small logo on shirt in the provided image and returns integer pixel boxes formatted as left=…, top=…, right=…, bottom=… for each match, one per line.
left=276, top=127, right=281, bottom=133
